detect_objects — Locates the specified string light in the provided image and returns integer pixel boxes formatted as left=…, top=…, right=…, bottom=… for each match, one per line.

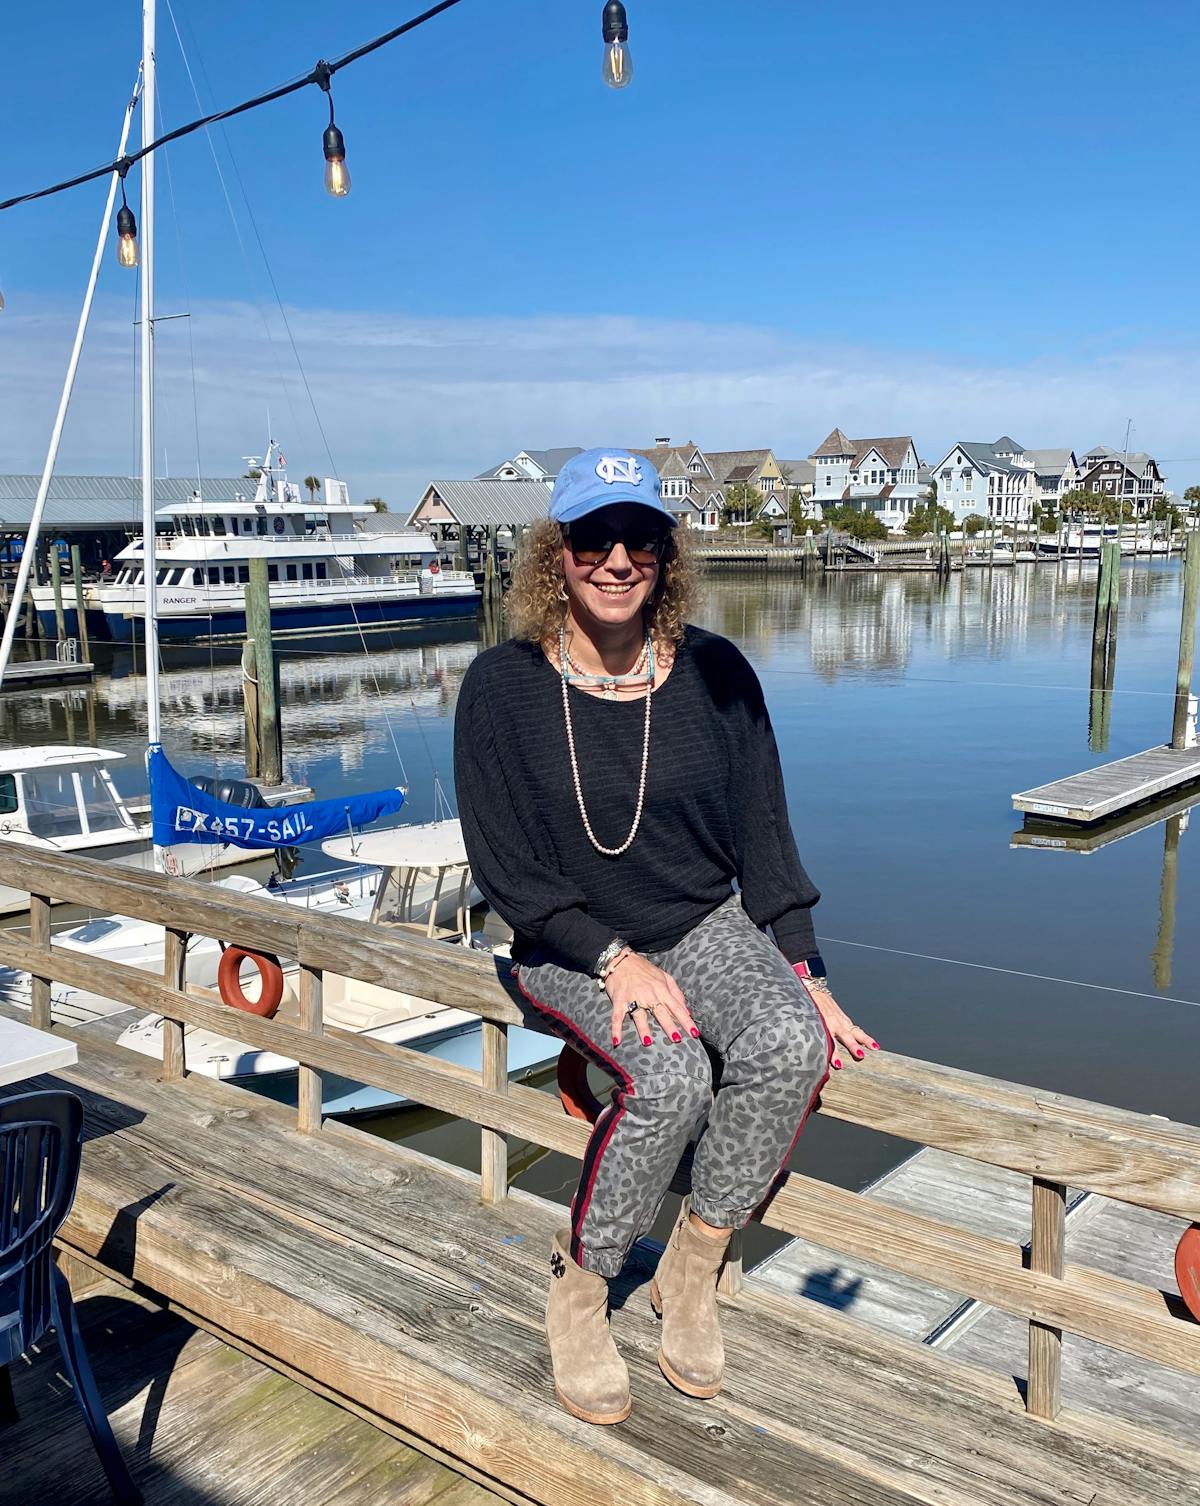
left=115, top=175, right=139, bottom=268
left=314, top=61, right=351, bottom=197
left=602, top=1, right=632, bottom=89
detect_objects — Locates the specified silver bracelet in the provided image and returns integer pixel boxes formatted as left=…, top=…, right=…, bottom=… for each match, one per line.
left=802, top=976, right=832, bottom=995
left=593, top=937, right=628, bottom=980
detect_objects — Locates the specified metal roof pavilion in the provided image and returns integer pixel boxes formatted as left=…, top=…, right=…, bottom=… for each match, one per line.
left=407, top=479, right=552, bottom=529
left=0, top=475, right=250, bottom=532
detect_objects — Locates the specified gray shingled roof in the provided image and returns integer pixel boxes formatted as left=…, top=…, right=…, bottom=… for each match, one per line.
left=850, top=436, right=915, bottom=470
left=811, top=428, right=855, bottom=458
left=705, top=450, right=775, bottom=483
left=476, top=447, right=582, bottom=480
left=410, top=479, right=552, bottom=528
left=0, top=474, right=249, bottom=531
left=777, top=460, right=815, bottom=485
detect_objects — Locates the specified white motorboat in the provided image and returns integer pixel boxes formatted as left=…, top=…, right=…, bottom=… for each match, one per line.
left=33, top=440, right=479, bottom=644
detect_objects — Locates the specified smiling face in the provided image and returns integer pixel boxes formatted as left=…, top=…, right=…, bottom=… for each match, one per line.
left=561, top=504, right=670, bottom=635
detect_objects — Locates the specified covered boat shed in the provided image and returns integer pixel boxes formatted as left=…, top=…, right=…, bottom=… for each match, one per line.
left=406, top=478, right=552, bottom=565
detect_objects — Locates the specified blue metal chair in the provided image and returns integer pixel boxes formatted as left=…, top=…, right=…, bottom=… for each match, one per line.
left=0, top=1090, right=141, bottom=1504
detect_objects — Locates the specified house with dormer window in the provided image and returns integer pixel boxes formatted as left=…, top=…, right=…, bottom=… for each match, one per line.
left=627, top=439, right=722, bottom=530
left=1076, top=447, right=1167, bottom=516
left=476, top=448, right=583, bottom=482
left=807, top=430, right=922, bottom=528
left=928, top=438, right=1037, bottom=522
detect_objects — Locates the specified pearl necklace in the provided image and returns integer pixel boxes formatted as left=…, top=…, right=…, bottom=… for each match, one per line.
left=559, top=624, right=654, bottom=858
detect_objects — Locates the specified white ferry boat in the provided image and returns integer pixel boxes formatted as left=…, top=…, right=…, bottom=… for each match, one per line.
left=35, top=442, right=478, bottom=642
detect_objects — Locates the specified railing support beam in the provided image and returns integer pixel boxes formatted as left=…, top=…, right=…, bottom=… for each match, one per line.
left=298, top=962, right=324, bottom=1135
left=480, top=1019, right=509, bottom=1204
left=29, top=893, right=51, bottom=1032
left=1028, top=1176, right=1066, bottom=1419
left=162, top=927, right=188, bottom=1081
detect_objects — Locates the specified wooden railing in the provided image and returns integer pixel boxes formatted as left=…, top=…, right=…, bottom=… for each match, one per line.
left=2, top=838, right=1198, bottom=1426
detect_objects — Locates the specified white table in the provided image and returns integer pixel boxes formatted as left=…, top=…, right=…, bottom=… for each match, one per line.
left=0, top=1014, right=78, bottom=1088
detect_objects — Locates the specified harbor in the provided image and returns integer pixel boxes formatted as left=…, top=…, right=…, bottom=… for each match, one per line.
left=3, top=1, right=1200, bottom=1501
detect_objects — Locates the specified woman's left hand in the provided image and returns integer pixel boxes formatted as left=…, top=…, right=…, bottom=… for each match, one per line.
left=798, top=977, right=879, bottom=1070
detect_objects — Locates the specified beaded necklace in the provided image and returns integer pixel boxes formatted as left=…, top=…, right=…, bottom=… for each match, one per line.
left=558, top=623, right=655, bottom=858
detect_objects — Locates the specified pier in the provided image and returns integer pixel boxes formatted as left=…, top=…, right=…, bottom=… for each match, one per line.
left=1012, top=743, right=1200, bottom=824
left=1, top=840, right=1198, bottom=1506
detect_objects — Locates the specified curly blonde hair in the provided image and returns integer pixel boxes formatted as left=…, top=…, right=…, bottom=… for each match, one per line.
left=505, top=519, right=698, bottom=648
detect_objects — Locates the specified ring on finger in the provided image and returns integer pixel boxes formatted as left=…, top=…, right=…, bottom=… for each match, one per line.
left=624, top=999, right=640, bottom=1017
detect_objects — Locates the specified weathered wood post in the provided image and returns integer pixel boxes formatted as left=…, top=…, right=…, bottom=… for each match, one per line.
left=1028, top=1177, right=1066, bottom=1418
left=1171, top=531, right=1200, bottom=749
left=69, top=544, right=90, bottom=661
left=298, top=962, right=324, bottom=1135
left=29, top=893, right=52, bottom=1031
left=480, top=1019, right=510, bottom=1204
left=457, top=524, right=470, bottom=573
left=49, top=547, right=67, bottom=644
left=23, top=579, right=37, bottom=640
left=1089, top=541, right=1120, bottom=753
left=245, top=559, right=282, bottom=785
left=241, top=639, right=261, bottom=779
left=162, top=926, right=187, bottom=1081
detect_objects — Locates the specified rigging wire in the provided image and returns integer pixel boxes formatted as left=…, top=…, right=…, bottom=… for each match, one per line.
left=0, top=0, right=469, bottom=214
left=817, top=934, right=1200, bottom=1013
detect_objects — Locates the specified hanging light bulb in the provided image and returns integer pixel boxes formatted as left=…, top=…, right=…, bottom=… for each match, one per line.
left=116, top=201, right=139, bottom=268
left=323, top=122, right=351, bottom=197
left=314, top=60, right=351, bottom=197
left=602, top=1, right=632, bottom=89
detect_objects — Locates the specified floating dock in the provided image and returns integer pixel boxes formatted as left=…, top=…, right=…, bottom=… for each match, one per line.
left=1012, top=743, right=1200, bottom=824
left=0, top=656, right=95, bottom=691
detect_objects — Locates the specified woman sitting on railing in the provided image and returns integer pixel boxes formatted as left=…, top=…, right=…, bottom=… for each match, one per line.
left=453, top=448, right=879, bottom=1427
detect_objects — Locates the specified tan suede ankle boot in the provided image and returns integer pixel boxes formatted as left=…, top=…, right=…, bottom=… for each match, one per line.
left=648, top=1199, right=731, bottom=1398
left=544, top=1228, right=631, bottom=1425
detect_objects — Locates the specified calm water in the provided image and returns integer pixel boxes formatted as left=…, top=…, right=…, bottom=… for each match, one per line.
left=6, top=562, right=1198, bottom=1259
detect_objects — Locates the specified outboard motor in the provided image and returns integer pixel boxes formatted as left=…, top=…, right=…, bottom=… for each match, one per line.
left=190, top=774, right=299, bottom=878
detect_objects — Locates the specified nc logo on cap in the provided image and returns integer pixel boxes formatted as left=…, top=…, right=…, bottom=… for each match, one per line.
left=595, top=455, right=643, bottom=486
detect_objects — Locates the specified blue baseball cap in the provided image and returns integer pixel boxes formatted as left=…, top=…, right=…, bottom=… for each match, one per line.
left=548, top=447, right=675, bottom=527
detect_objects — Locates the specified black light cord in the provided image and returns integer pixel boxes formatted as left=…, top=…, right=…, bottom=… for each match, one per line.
left=0, top=0, right=467, bottom=215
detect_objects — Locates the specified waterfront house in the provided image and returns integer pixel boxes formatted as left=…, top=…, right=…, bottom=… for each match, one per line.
left=928, top=438, right=1038, bottom=523
left=807, top=430, right=923, bottom=528
left=1021, top=448, right=1080, bottom=513
left=475, top=448, right=583, bottom=482
left=1075, top=446, right=1167, bottom=516
left=628, top=440, right=723, bottom=530
left=705, top=448, right=788, bottom=524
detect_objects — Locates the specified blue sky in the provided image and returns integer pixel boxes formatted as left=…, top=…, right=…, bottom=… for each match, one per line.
left=2, top=0, right=1198, bottom=502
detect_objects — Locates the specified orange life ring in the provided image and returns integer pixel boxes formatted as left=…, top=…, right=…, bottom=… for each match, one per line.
left=429, top=559, right=441, bottom=574
left=556, top=1045, right=605, bottom=1124
left=217, top=946, right=284, bottom=1018
left=1175, top=1224, right=1200, bottom=1322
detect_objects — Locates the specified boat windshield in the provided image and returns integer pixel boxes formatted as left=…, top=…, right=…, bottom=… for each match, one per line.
left=77, top=767, right=130, bottom=834
left=0, top=774, right=16, bottom=816
left=22, top=768, right=84, bottom=839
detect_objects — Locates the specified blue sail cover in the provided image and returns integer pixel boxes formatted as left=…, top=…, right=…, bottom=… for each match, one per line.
left=148, top=745, right=405, bottom=849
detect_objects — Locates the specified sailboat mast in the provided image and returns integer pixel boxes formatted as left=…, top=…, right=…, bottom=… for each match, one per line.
left=140, top=0, right=161, bottom=747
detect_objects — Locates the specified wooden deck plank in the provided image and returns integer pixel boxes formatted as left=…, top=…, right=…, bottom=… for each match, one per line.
left=4, top=1039, right=1197, bottom=1506
left=2, top=1278, right=497, bottom=1506
left=1013, top=744, right=1200, bottom=823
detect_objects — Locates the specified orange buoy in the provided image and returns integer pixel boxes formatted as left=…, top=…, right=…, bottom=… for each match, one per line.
left=556, top=1044, right=604, bottom=1124
left=217, top=946, right=284, bottom=1018
left=1175, top=1224, right=1200, bottom=1323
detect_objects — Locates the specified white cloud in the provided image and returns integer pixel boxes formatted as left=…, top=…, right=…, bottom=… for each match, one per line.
left=2, top=296, right=1197, bottom=503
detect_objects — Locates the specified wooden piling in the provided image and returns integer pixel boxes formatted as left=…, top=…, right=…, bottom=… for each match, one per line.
left=1171, top=532, right=1200, bottom=750
left=69, top=544, right=90, bottom=661
left=241, top=639, right=261, bottom=780
left=245, top=560, right=282, bottom=785
left=23, top=579, right=37, bottom=640
left=1151, top=814, right=1182, bottom=992
left=49, top=547, right=66, bottom=644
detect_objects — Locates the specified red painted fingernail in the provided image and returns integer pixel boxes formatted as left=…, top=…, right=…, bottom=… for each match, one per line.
left=689, top=1027, right=700, bottom=1038
left=642, top=1035, right=652, bottom=1047
left=671, top=1032, right=682, bottom=1043
left=612, top=1036, right=620, bottom=1047
left=833, top=1058, right=842, bottom=1069
left=870, top=1041, right=880, bottom=1050
left=855, top=1049, right=864, bottom=1059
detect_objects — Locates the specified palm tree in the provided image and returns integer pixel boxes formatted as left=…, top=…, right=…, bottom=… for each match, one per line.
left=364, top=497, right=389, bottom=513
left=303, top=474, right=321, bottom=505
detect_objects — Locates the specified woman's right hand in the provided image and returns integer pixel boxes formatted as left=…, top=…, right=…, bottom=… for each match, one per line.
left=604, top=952, right=698, bottom=1048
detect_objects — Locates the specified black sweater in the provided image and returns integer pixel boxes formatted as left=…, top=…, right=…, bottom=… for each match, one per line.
left=452, top=625, right=823, bottom=974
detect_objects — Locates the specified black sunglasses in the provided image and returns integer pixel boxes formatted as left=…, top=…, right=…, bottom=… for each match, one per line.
left=563, top=517, right=670, bottom=567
